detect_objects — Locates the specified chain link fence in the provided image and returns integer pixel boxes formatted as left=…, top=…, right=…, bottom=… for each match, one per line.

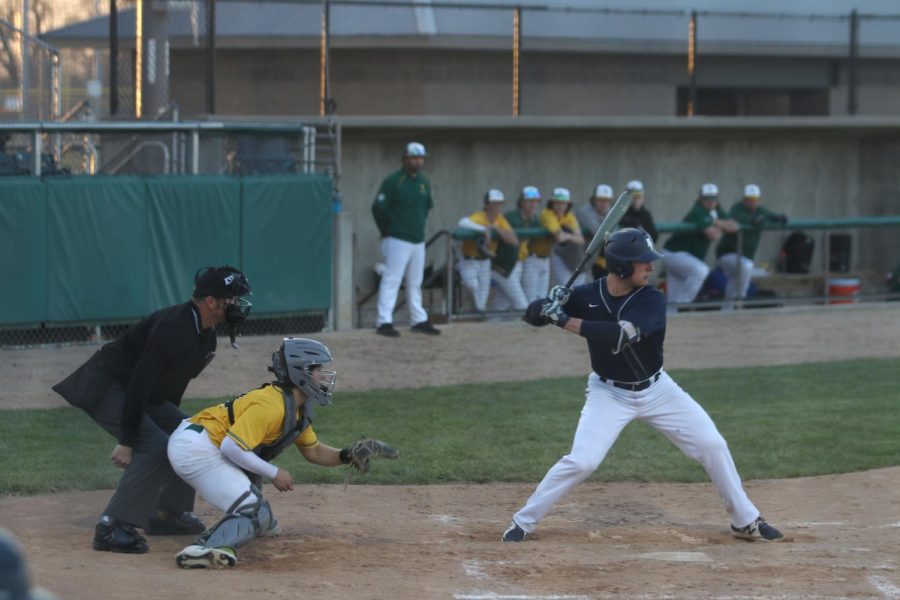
left=0, top=17, right=59, bottom=121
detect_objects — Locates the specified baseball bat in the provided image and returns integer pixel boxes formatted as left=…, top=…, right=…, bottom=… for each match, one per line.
left=563, top=189, right=633, bottom=290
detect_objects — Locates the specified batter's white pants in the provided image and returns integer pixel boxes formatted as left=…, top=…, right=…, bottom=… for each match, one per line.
left=662, top=251, right=710, bottom=304
left=488, top=262, right=528, bottom=312
left=550, top=253, right=587, bottom=288
left=377, top=237, right=429, bottom=327
left=168, top=421, right=257, bottom=514
left=458, top=258, right=491, bottom=312
left=522, top=256, right=550, bottom=302
left=717, top=253, right=754, bottom=304
left=512, top=371, right=760, bottom=533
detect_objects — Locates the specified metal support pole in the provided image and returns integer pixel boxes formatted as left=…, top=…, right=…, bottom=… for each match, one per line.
left=445, top=233, right=454, bottom=319
left=689, top=14, right=698, bottom=114
left=847, top=9, right=859, bottom=115
left=512, top=6, right=521, bottom=117
left=191, top=129, right=199, bottom=174
left=205, top=0, right=216, bottom=114
left=320, top=0, right=331, bottom=116
left=734, top=229, right=743, bottom=309
left=823, top=228, right=831, bottom=302
left=110, top=0, right=119, bottom=115
left=31, top=130, right=41, bottom=176
left=22, top=0, right=30, bottom=119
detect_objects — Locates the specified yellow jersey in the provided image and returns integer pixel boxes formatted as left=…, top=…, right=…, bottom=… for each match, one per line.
left=190, top=384, right=319, bottom=452
left=531, top=209, right=580, bottom=258
left=460, top=211, right=514, bottom=259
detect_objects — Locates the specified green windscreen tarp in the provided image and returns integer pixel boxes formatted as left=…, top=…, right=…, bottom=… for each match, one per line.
left=0, top=178, right=47, bottom=323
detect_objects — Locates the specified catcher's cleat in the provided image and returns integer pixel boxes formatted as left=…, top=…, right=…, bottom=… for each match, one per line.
left=147, top=511, right=207, bottom=535
left=175, top=544, right=237, bottom=569
left=93, top=517, right=149, bottom=554
left=501, top=521, right=528, bottom=542
left=731, top=517, right=784, bottom=541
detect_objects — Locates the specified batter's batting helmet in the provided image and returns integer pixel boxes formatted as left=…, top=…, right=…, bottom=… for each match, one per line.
left=603, top=228, right=663, bottom=278
left=270, top=338, right=336, bottom=406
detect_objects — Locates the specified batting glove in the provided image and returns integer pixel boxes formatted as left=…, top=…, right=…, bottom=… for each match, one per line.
left=542, top=301, right=570, bottom=328
left=612, top=319, right=640, bottom=354
left=548, top=285, right=571, bottom=306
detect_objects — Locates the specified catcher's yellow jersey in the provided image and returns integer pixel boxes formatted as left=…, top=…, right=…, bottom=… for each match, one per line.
left=460, top=211, right=513, bottom=258
left=189, top=384, right=318, bottom=452
left=532, top=209, right=580, bottom=258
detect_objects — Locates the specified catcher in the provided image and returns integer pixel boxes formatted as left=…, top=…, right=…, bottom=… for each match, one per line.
left=167, top=337, right=399, bottom=569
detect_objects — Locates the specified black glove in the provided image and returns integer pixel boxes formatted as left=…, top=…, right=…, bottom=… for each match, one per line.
left=523, top=299, right=550, bottom=327
left=542, top=300, right=570, bottom=328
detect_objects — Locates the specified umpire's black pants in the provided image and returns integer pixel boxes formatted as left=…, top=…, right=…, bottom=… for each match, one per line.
left=90, top=382, right=196, bottom=529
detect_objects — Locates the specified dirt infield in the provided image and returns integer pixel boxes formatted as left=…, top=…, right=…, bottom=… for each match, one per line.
left=3, top=303, right=900, bottom=600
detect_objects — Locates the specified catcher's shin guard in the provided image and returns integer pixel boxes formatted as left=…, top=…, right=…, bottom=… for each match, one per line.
left=202, top=488, right=276, bottom=550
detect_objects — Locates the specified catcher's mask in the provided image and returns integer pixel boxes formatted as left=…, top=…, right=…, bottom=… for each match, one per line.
left=269, top=338, right=336, bottom=406
left=603, top=228, right=663, bottom=278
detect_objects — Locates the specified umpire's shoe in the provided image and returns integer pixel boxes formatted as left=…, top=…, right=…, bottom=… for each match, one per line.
left=93, top=515, right=149, bottom=554
left=176, top=544, right=237, bottom=569
left=501, top=521, right=528, bottom=542
left=731, top=517, right=784, bottom=541
left=147, top=510, right=207, bottom=536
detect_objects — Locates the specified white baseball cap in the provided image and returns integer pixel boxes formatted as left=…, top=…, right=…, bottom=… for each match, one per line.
left=743, top=184, right=761, bottom=198
left=551, top=187, right=571, bottom=202
left=700, top=183, right=719, bottom=197
left=405, top=142, right=426, bottom=157
left=484, top=188, right=505, bottom=203
left=626, top=180, right=644, bottom=194
left=593, top=184, right=613, bottom=199
left=521, top=185, right=541, bottom=200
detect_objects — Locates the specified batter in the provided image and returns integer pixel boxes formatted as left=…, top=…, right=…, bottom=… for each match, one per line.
left=503, top=228, right=784, bottom=543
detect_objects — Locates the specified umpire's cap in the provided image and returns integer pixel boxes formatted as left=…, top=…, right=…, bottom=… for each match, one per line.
left=192, top=266, right=252, bottom=299
left=604, top=228, right=663, bottom=278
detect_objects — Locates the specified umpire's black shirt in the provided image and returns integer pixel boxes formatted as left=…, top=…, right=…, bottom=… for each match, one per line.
left=54, top=302, right=217, bottom=447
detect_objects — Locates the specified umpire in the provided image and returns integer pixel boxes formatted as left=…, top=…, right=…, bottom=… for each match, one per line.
left=52, top=266, right=252, bottom=554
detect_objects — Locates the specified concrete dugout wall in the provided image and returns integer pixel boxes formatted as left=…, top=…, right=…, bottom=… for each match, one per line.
left=334, top=116, right=900, bottom=297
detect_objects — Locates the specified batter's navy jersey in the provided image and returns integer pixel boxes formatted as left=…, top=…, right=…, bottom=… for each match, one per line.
left=565, top=278, right=666, bottom=381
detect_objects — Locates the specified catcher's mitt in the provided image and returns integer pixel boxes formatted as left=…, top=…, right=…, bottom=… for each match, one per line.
left=344, top=439, right=399, bottom=474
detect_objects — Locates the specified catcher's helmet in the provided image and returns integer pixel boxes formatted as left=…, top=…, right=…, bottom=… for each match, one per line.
left=269, top=338, right=336, bottom=406
left=603, top=228, right=663, bottom=278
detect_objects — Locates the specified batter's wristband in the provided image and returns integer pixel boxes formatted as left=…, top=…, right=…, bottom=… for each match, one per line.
left=339, top=448, right=351, bottom=465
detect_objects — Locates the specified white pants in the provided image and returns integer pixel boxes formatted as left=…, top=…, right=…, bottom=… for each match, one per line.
left=377, top=237, right=428, bottom=327
left=522, top=256, right=550, bottom=302
left=488, top=262, right=528, bottom=312
left=550, top=253, right=587, bottom=288
left=717, top=253, right=754, bottom=302
left=458, top=258, right=491, bottom=312
left=168, top=421, right=256, bottom=514
left=662, top=251, right=710, bottom=304
left=513, top=371, right=759, bottom=533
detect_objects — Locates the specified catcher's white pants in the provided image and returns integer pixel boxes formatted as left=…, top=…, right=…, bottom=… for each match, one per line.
left=513, top=371, right=760, bottom=533
left=717, top=253, right=754, bottom=303
left=522, top=256, right=550, bottom=302
left=168, top=421, right=256, bottom=514
left=662, top=251, right=710, bottom=304
left=458, top=258, right=491, bottom=312
left=377, top=237, right=428, bottom=327
left=488, top=262, right=528, bottom=312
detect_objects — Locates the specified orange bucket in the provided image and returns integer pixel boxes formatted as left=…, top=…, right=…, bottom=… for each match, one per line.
left=827, top=278, right=860, bottom=304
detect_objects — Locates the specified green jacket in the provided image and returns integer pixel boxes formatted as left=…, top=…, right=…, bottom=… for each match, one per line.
left=663, top=201, right=719, bottom=260
left=715, top=201, right=780, bottom=259
left=371, top=169, right=434, bottom=244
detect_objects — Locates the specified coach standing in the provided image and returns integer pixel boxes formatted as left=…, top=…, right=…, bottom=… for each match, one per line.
left=371, top=142, right=441, bottom=337
left=52, top=266, right=252, bottom=554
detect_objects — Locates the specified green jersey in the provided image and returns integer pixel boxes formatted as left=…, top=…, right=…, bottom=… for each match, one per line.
left=663, top=201, right=718, bottom=260
left=715, top=201, right=778, bottom=259
left=371, top=169, right=434, bottom=244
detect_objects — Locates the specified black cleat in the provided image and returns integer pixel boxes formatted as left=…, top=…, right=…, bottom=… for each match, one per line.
left=501, top=521, right=528, bottom=542
left=376, top=323, right=400, bottom=337
left=410, top=320, right=441, bottom=335
left=731, top=517, right=784, bottom=541
left=146, top=511, right=207, bottom=536
left=93, top=516, right=149, bottom=553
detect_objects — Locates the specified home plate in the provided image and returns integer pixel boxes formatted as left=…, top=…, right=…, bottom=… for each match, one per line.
left=634, top=551, right=712, bottom=562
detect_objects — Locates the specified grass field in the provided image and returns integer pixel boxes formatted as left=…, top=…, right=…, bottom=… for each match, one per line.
left=1, top=358, right=898, bottom=495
